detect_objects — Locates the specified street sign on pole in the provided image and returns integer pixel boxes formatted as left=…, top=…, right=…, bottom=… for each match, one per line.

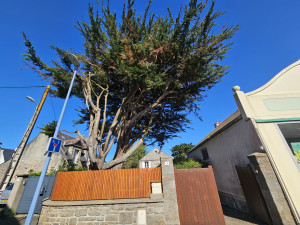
left=25, top=54, right=80, bottom=225
left=47, top=138, right=62, bottom=153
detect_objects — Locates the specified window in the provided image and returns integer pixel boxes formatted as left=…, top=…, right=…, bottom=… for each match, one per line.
left=73, top=149, right=79, bottom=164
left=201, top=149, right=209, bottom=161
left=277, top=122, right=300, bottom=164
left=85, top=154, right=89, bottom=167
left=143, top=161, right=151, bottom=168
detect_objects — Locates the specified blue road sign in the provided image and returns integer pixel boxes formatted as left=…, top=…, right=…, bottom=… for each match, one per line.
left=47, top=138, right=62, bottom=153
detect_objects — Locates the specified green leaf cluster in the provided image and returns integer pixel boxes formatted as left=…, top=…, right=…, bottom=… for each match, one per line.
left=39, top=120, right=57, bottom=137
left=171, top=143, right=194, bottom=163
left=23, top=0, right=238, bottom=158
left=123, top=143, right=147, bottom=168
left=171, top=143, right=201, bottom=169
left=28, top=161, right=88, bottom=176
left=174, top=159, right=202, bottom=169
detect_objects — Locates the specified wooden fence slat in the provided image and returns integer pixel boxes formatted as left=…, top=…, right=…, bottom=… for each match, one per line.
left=174, top=167, right=225, bottom=225
left=51, top=167, right=161, bottom=201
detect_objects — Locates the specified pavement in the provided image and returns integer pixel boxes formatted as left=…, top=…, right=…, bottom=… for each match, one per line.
left=0, top=214, right=39, bottom=225
left=223, top=205, right=266, bottom=225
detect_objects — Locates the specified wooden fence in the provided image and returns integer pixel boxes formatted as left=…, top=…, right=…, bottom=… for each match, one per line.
left=50, top=167, right=161, bottom=201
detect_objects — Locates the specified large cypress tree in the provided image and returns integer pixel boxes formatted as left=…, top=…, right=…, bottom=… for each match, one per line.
left=23, top=0, right=238, bottom=170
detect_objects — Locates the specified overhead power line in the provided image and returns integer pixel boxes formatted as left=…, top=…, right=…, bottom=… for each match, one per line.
left=0, top=86, right=47, bottom=89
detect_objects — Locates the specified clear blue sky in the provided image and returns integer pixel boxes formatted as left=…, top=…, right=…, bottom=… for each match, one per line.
left=1, top=0, right=300, bottom=160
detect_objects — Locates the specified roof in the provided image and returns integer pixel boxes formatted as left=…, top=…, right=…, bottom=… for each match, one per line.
left=188, top=110, right=242, bottom=154
left=0, top=148, right=14, bottom=162
left=58, top=132, right=76, bottom=141
left=50, top=167, right=162, bottom=201
left=140, top=148, right=172, bottom=161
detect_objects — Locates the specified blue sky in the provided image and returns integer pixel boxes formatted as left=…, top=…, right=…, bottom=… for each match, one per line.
left=1, top=0, right=300, bottom=160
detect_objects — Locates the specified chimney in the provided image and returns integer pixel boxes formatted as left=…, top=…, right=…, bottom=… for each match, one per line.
left=214, top=121, right=222, bottom=128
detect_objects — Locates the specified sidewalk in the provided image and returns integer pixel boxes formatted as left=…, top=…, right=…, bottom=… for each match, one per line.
left=0, top=214, right=39, bottom=225
left=223, top=205, right=266, bottom=225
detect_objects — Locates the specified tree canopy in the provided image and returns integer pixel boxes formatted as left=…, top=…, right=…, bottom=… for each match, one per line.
left=170, top=143, right=201, bottom=169
left=171, top=143, right=194, bottom=164
left=23, top=0, right=238, bottom=170
left=123, top=143, right=147, bottom=169
left=39, top=120, right=57, bottom=137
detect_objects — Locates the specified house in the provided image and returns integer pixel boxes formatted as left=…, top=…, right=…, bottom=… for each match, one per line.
left=139, top=148, right=171, bottom=168
left=0, top=147, right=14, bottom=185
left=0, top=147, right=14, bottom=164
left=188, top=60, right=300, bottom=224
left=12, top=131, right=89, bottom=181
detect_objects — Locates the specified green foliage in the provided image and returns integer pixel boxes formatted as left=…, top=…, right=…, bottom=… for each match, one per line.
left=123, top=144, right=147, bottom=168
left=39, top=120, right=57, bottom=137
left=171, top=143, right=194, bottom=164
left=29, top=161, right=88, bottom=176
left=171, top=143, right=201, bottom=169
left=28, top=169, right=42, bottom=176
left=23, top=0, right=238, bottom=168
left=174, top=159, right=202, bottom=169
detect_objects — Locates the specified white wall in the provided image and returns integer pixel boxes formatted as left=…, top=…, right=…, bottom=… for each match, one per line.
left=256, top=122, right=300, bottom=220
left=189, top=118, right=262, bottom=199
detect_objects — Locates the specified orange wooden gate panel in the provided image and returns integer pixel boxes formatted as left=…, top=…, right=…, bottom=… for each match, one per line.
left=50, top=167, right=161, bottom=201
left=174, top=166, right=225, bottom=225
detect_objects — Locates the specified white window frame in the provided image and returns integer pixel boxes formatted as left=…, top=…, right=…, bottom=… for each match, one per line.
left=142, top=161, right=151, bottom=168
left=275, top=121, right=300, bottom=171
left=73, top=149, right=79, bottom=164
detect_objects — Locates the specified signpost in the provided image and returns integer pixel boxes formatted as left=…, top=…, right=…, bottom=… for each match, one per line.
left=47, top=138, right=62, bottom=153
left=25, top=54, right=79, bottom=225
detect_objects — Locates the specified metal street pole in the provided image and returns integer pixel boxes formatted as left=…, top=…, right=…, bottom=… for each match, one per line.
left=25, top=54, right=79, bottom=225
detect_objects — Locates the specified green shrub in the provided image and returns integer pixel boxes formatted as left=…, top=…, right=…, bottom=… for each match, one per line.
left=174, top=159, right=202, bottom=169
left=28, top=161, right=88, bottom=176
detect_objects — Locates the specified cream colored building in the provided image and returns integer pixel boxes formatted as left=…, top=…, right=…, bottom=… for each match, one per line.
left=188, top=60, right=300, bottom=224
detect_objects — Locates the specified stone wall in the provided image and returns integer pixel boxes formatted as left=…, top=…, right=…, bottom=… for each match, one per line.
left=13, top=158, right=61, bottom=178
left=248, top=152, right=296, bottom=225
left=39, top=200, right=165, bottom=225
left=38, top=157, right=180, bottom=225
left=0, top=160, right=11, bottom=183
left=218, top=191, right=249, bottom=213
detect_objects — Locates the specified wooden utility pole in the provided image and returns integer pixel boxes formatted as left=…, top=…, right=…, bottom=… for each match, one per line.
left=0, top=85, right=51, bottom=190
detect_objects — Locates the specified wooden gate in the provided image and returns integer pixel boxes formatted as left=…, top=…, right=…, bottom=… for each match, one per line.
left=236, top=164, right=272, bottom=224
left=174, top=166, right=225, bottom=225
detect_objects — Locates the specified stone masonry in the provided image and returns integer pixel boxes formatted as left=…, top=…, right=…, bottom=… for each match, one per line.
left=248, top=152, right=296, bottom=225
left=39, top=201, right=165, bottom=225
left=38, top=157, right=180, bottom=225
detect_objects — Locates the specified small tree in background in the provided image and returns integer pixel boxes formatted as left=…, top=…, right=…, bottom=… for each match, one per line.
left=171, top=143, right=201, bottom=169
left=23, top=0, right=238, bottom=170
left=39, top=120, right=57, bottom=137
left=123, top=144, right=147, bottom=169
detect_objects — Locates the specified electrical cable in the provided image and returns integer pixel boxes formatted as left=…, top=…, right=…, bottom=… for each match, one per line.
left=50, top=96, right=57, bottom=121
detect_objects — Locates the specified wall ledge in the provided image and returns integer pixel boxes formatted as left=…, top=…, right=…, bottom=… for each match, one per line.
left=42, top=197, right=164, bottom=207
